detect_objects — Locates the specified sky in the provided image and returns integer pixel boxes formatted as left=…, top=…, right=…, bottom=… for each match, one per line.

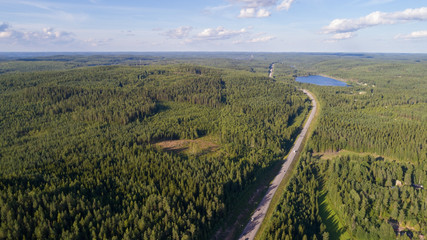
left=0, top=0, right=426, bottom=52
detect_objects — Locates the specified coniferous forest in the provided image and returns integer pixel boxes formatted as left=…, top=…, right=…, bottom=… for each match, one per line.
left=0, top=53, right=426, bottom=240
left=0, top=54, right=308, bottom=239
left=261, top=54, right=427, bottom=240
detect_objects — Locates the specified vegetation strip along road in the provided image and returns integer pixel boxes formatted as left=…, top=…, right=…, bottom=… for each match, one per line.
left=239, top=89, right=317, bottom=240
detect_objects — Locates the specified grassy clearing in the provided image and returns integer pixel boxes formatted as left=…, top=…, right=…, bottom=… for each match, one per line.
left=154, top=135, right=220, bottom=156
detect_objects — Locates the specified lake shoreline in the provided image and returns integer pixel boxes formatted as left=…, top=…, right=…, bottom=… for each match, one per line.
left=296, top=75, right=349, bottom=86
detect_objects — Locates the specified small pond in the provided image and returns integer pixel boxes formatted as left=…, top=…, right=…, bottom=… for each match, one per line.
left=296, top=75, right=349, bottom=86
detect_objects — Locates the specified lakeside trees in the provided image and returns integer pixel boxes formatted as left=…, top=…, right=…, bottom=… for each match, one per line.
left=261, top=55, right=426, bottom=239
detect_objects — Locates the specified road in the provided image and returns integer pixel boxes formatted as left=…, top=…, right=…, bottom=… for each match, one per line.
left=238, top=89, right=317, bottom=240
left=268, top=64, right=274, bottom=78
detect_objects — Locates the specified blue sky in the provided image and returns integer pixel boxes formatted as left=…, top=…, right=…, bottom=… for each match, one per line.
left=0, top=0, right=426, bottom=52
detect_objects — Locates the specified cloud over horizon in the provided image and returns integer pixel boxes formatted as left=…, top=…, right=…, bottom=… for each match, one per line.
left=231, top=0, right=295, bottom=18
left=395, top=30, right=427, bottom=40
left=162, top=25, right=274, bottom=45
left=248, top=35, right=275, bottom=42
left=0, top=22, right=113, bottom=50
left=196, top=26, right=247, bottom=40
left=329, top=32, right=356, bottom=42
left=164, top=26, right=193, bottom=39
left=0, top=22, right=74, bottom=44
left=322, top=7, right=427, bottom=40
left=2, top=1, right=426, bottom=52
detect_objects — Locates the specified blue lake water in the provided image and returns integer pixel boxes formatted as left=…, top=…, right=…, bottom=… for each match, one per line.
left=296, top=75, right=349, bottom=86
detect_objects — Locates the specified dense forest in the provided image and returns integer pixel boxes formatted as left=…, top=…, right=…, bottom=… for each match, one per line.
left=261, top=54, right=427, bottom=240
left=0, top=58, right=309, bottom=239
left=261, top=153, right=324, bottom=240
left=320, top=155, right=426, bottom=239
left=1, top=53, right=426, bottom=240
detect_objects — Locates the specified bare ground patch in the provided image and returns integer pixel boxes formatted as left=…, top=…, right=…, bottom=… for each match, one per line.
left=155, top=137, right=219, bottom=155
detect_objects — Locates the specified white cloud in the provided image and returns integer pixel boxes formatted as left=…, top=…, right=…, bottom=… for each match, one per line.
left=233, top=33, right=275, bottom=43
left=390, top=7, right=427, bottom=21
left=20, top=27, right=74, bottom=43
left=395, top=30, right=427, bottom=40
left=238, top=8, right=270, bottom=18
left=162, top=25, right=273, bottom=45
left=0, top=31, right=12, bottom=38
left=164, top=26, right=193, bottom=39
left=331, top=32, right=356, bottom=40
left=0, top=22, right=74, bottom=44
left=322, top=7, right=427, bottom=38
left=232, top=0, right=277, bottom=8
left=231, top=0, right=294, bottom=18
left=277, top=0, right=294, bottom=11
left=84, top=38, right=112, bottom=47
left=239, top=8, right=256, bottom=17
left=256, top=8, right=271, bottom=17
left=162, top=26, right=248, bottom=43
left=0, top=22, right=119, bottom=51
left=248, top=35, right=275, bottom=42
left=197, top=26, right=247, bottom=40
left=40, top=28, right=71, bottom=40
left=325, top=32, right=357, bottom=43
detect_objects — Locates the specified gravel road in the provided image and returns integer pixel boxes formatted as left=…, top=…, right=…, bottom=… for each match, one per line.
left=238, top=89, right=317, bottom=240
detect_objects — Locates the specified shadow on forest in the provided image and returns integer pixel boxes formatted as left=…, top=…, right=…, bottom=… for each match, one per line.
left=281, top=105, right=310, bottom=152
left=152, top=102, right=170, bottom=115
left=318, top=182, right=346, bottom=240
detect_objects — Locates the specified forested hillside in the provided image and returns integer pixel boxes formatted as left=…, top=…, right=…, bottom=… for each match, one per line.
left=261, top=55, right=427, bottom=240
left=2, top=53, right=426, bottom=240
left=0, top=61, right=308, bottom=239
left=307, top=59, right=427, bottom=163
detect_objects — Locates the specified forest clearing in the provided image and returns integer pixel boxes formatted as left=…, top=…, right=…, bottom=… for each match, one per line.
left=155, top=137, right=219, bottom=155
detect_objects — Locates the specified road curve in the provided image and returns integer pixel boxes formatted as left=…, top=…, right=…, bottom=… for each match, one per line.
left=238, top=89, right=317, bottom=240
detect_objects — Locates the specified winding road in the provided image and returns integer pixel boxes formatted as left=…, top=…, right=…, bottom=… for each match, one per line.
left=238, top=89, right=317, bottom=240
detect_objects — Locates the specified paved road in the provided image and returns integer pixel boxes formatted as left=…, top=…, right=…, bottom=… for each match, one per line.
left=238, top=89, right=317, bottom=240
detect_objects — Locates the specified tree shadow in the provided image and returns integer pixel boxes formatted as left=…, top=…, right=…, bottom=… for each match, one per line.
left=318, top=184, right=346, bottom=240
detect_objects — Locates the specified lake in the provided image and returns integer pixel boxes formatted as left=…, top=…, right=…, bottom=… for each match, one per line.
left=296, top=75, right=349, bottom=86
